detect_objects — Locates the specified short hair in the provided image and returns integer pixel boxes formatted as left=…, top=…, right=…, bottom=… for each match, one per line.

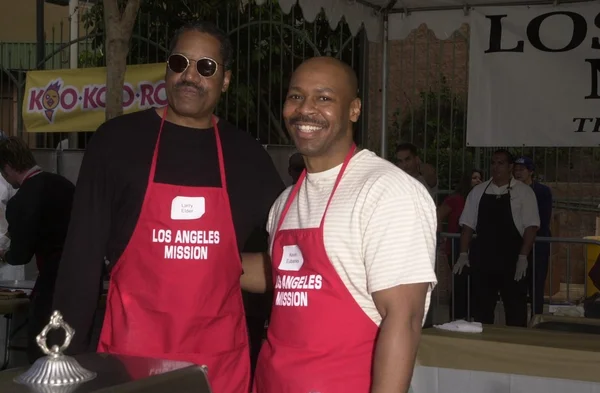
left=0, top=137, right=37, bottom=172
left=395, top=142, right=418, bottom=156
left=456, top=169, right=483, bottom=198
left=493, top=149, right=514, bottom=164
left=169, top=22, right=234, bottom=70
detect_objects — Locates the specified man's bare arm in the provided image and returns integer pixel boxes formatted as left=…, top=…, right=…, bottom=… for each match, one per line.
left=460, top=225, right=474, bottom=254
left=370, top=282, right=429, bottom=393
left=520, top=226, right=538, bottom=256
left=240, top=252, right=272, bottom=293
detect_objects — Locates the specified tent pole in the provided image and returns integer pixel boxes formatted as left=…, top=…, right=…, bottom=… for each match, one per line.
left=388, top=0, right=592, bottom=13
left=380, top=12, right=389, bottom=159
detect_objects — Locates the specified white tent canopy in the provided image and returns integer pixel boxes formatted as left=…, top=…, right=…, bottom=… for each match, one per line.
left=254, top=0, right=598, bottom=154
left=257, top=0, right=595, bottom=41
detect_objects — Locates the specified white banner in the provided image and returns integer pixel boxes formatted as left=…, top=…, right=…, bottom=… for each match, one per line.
left=467, top=3, right=600, bottom=147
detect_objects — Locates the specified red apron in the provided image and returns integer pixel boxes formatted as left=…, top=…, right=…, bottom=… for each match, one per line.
left=253, top=145, right=379, bottom=393
left=98, top=108, right=250, bottom=393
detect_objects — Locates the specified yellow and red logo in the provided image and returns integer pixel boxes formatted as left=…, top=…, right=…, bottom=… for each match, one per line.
left=26, top=78, right=167, bottom=124
left=41, top=80, right=61, bottom=123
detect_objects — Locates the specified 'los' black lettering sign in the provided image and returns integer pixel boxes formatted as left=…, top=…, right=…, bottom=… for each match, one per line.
left=485, top=12, right=600, bottom=102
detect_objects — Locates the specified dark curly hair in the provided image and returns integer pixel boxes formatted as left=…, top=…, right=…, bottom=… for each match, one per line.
left=169, top=22, right=234, bottom=70
left=456, top=169, right=483, bottom=198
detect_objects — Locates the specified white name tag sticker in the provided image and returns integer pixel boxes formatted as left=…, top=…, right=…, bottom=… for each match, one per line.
left=278, top=245, right=304, bottom=271
left=170, top=196, right=205, bottom=220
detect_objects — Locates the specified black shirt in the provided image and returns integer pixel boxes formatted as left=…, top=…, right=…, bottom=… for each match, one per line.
left=6, top=171, right=75, bottom=266
left=52, top=109, right=285, bottom=353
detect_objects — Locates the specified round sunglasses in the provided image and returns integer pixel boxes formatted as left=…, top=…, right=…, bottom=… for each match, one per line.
left=167, top=54, right=221, bottom=78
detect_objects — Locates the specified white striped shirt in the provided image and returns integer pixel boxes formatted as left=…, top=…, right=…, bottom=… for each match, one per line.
left=267, top=149, right=438, bottom=325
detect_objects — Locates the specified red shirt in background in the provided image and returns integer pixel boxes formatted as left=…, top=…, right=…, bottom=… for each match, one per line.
left=443, top=193, right=466, bottom=255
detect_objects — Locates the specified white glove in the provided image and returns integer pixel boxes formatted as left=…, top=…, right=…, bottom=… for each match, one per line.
left=453, top=252, right=470, bottom=275
left=514, top=255, right=528, bottom=281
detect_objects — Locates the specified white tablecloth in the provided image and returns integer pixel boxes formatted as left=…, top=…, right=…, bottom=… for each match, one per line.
left=411, top=366, right=600, bottom=393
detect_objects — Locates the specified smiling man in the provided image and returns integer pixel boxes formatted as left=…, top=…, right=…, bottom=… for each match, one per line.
left=51, top=22, right=284, bottom=392
left=252, top=57, right=437, bottom=393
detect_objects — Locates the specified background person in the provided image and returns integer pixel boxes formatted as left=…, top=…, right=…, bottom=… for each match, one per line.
left=51, top=22, right=284, bottom=392
left=395, top=142, right=439, bottom=328
left=0, top=135, right=20, bottom=280
left=395, top=142, right=438, bottom=199
left=253, top=56, right=437, bottom=393
left=0, top=137, right=74, bottom=363
left=513, top=156, right=553, bottom=315
left=455, top=150, right=539, bottom=327
left=437, top=169, right=482, bottom=320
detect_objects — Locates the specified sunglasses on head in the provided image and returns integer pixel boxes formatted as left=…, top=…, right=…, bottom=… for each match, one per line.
left=167, top=54, right=221, bottom=78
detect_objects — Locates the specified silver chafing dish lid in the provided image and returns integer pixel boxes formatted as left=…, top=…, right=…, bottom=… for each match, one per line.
left=14, top=310, right=97, bottom=388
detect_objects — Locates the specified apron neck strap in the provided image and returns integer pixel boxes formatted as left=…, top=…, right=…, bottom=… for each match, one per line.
left=276, top=144, right=357, bottom=233
left=319, top=144, right=356, bottom=228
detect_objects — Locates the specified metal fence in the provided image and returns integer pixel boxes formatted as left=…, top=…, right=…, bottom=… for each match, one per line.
left=433, top=232, right=600, bottom=325
left=0, top=2, right=598, bottom=252
left=380, top=24, right=600, bottom=207
left=377, top=24, right=600, bottom=283
left=0, top=0, right=367, bottom=149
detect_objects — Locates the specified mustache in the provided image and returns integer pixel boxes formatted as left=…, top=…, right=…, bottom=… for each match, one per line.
left=174, top=81, right=206, bottom=94
left=289, top=115, right=328, bottom=127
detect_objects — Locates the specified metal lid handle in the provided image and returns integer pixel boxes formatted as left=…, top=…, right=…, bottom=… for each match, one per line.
left=36, top=310, right=74, bottom=358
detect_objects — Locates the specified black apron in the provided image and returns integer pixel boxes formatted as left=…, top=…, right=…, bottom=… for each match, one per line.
left=470, top=180, right=528, bottom=327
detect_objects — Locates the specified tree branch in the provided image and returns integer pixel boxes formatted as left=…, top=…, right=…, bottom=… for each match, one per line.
left=103, top=0, right=141, bottom=120
left=103, top=0, right=119, bottom=19
left=122, top=0, right=142, bottom=31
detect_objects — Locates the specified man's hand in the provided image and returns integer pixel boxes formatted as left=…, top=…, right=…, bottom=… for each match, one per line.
left=514, top=255, right=528, bottom=281
left=453, top=252, right=469, bottom=275
left=240, top=252, right=272, bottom=293
left=371, top=282, right=429, bottom=393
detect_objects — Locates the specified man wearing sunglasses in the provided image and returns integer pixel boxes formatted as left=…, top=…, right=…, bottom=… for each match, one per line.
left=51, top=22, right=284, bottom=393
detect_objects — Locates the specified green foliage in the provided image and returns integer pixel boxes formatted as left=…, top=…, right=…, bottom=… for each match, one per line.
left=388, top=77, right=476, bottom=193
left=79, top=0, right=360, bottom=144
left=77, top=50, right=103, bottom=68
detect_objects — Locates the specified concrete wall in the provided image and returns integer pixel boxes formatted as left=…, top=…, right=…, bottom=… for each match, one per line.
left=0, top=0, right=91, bottom=43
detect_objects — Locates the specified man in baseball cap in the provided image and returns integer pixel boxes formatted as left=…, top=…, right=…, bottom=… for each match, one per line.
left=514, top=156, right=534, bottom=171
left=514, top=156, right=553, bottom=315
